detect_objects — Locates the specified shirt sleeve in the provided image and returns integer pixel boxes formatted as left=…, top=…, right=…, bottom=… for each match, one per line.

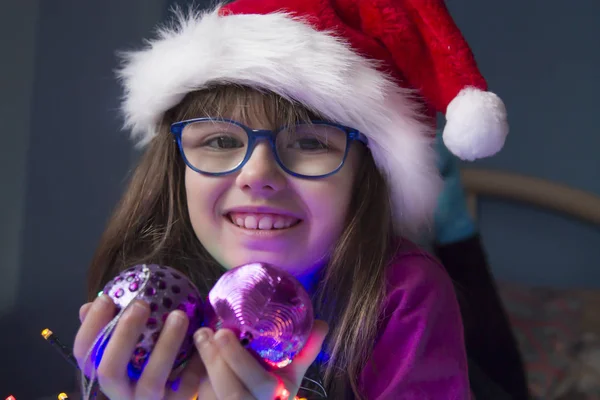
left=359, top=250, right=472, bottom=400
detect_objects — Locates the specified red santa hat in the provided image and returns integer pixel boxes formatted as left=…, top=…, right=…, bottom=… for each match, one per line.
left=117, top=0, right=508, bottom=237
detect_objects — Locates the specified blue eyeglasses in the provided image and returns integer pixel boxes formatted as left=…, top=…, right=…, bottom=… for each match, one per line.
left=170, top=117, right=368, bottom=179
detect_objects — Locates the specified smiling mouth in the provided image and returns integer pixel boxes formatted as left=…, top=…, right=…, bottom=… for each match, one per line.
left=227, top=212, right=302, bottom=230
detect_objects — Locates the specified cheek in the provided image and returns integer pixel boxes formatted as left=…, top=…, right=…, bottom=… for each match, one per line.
left=304, top=185, right=351, bottom=222
left=305, top=149, right=361, bottom=238
left=184, top=169, right=224, bottom=234
left=298, top=175, right=355, bottom=241
left=185, top=170, right=237, bottom=268
left=185, top=172, right=208, bottom=218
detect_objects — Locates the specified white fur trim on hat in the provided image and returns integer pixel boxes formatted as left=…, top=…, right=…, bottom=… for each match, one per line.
left=443, top=87, right=509, bottom=161
left=117, top=7, right=442, bottom=238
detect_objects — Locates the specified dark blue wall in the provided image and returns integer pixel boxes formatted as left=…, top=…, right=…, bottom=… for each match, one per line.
left=445, top=0, right=600, bottom=287
left=0, top=1, right=168, bottom=397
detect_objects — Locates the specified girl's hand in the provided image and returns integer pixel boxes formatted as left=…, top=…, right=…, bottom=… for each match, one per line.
left=194, top=321, right=329, bottom=400
left=74, top=295, right=206, bottom=399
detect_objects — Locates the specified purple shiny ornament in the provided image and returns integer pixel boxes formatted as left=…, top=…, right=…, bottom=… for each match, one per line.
left=99, top=264, right=203, bottom=379
left=205, top=263, right=314, bottom=369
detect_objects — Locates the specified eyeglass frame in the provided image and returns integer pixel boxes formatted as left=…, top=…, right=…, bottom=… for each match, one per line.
left=170, top=117, right=369, bottom=179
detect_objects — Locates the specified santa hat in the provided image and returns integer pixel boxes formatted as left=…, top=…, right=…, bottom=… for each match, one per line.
left=117, top=0, right=508, bottom=237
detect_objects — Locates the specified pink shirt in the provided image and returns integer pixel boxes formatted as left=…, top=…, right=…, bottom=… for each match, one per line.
left=359, top=241, right=471, bottom=399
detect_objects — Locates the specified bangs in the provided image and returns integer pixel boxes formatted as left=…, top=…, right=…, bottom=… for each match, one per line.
left=171, top=85, right=325, bottom=129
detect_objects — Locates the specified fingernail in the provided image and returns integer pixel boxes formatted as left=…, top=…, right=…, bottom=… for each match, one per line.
left=214, top=330, right=230, bottom=348
left=167, top=311, right=186, bottom=327
left=129, top=300, right=147, bottom=314
left=94, top=295, right=112, bottom=309
left=194, top=330, right=209, bottom=346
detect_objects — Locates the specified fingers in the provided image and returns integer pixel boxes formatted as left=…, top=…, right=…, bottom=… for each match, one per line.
left=135, top=311, right=189, bottom=400
left=73, top=295, right=116, bottom=374
left=76, top=298, right=209, bottom=400
left=210, top=329, right=280, bottom=398
left=194, top=328, right=254, bottom=400
left=166, top=352, right=212, bottom=400
left=207, top=321, right=329, bottom=400
left=286, top=320, right=329, bottom=382
left=79, top=302, right=92, bottom=323
left=95, top=301, right=150, bottom=399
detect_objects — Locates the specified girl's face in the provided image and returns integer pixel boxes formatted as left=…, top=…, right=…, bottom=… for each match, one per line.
left=184, top=111, right=363, bottom=283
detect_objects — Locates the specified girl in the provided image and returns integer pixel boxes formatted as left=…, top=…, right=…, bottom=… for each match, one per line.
left=73, top=0, right=509, bottom=398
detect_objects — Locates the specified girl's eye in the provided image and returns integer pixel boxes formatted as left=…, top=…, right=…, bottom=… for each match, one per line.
left=289, top=138, right=328, bottom=151
left=202, top=135, right=244, bottom=149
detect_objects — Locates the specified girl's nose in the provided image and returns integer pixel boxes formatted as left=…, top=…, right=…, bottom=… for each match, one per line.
left=235, top=142, right=287, bottom=196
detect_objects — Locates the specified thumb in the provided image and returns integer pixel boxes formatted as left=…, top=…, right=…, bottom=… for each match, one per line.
left=289, top=320, right=329, bottom=383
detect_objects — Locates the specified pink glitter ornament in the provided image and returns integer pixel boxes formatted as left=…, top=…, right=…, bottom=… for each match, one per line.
left=205, top=262, right=314, bottom=369
left=97, top=264, right=204, bottom=379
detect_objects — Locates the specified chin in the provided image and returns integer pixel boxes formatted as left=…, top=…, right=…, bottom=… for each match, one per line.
left=226, top=251, right=314, bottom=276
left=230, top=251, right=292, bottom=268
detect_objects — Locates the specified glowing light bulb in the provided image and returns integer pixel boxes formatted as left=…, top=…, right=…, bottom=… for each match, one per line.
left=275, top=387, right=290, bottom=400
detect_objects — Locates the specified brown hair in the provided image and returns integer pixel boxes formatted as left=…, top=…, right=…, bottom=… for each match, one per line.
left=87, top=85, right=395, bottom=398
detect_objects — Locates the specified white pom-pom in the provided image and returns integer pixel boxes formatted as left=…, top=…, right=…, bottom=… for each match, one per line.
left=443, top=87, right=509, bottom=161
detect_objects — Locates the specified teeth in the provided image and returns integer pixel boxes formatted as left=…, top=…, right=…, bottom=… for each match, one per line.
left=258, top=216, right=273, bottom=229
left=229, top=213, right=299, bottom=230
left=244, top=215, right=258, bottom=229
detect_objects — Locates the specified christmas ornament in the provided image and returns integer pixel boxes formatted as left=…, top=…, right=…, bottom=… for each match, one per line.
left=206, top=262, right=314, bottom=369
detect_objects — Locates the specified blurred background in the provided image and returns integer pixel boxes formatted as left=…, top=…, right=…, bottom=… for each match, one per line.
left=1, top=0, right=598, bottom=398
